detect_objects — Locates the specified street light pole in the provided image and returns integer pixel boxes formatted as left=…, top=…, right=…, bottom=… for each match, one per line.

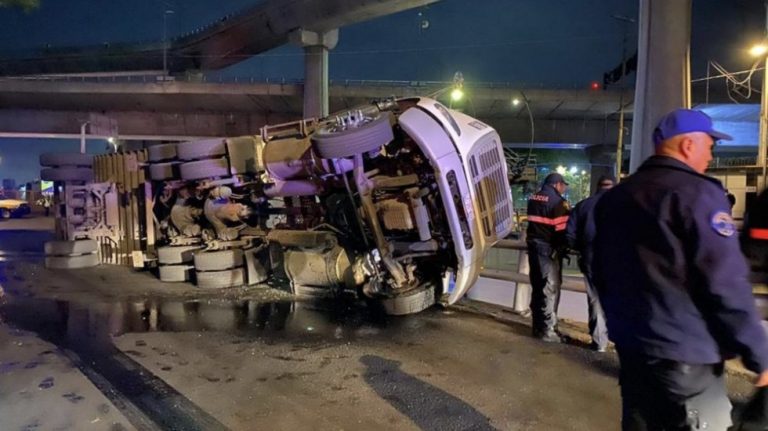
left=612, top=14, right=636, bottom=179
left=80, top=121, right=89, bottom=154
left=759, top=1, right=768, bottom=190
left=162, top=9, right=174, bottom=77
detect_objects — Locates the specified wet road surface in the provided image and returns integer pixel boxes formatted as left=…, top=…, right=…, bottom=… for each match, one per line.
left=0, top=216, right=758, bottom=430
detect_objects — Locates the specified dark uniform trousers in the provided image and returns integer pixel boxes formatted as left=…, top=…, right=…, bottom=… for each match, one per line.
left=618, top=350, right=732, bottom=431
left=527, top=239, right=562, bottom=334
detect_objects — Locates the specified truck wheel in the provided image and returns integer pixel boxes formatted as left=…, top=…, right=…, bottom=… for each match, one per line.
left=179, top=158, right=229, bottom=180
left=0, top=209, right=10, bottom=219
left=149, top=162, right=177, bottom=181
left=157, top=245, right=201, bottom=264
left=158, top=264, right=193, bottom=282
left=147, top=143, right=178, bottom=162
left=177, top=139, right=227, bottom=161
left=44, top=239, right=97, bottom=256
left=45, top=253, right=99, bottom=269
left=196, top=268, right=245, bottom=289
left=379, top=285, right=435, bottom=316
left=312, top=112, right=393, bottom=159
left=194, top=249, right=244, bottom=271
left=40, top=167, right=94, bottom=182
left=39, top=153, right=94, bottom=168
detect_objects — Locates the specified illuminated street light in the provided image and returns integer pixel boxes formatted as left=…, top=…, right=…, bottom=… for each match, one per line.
left=570, top=166, right=578, bottom=174
left=512, top=98, right=521, bottom=106
left=450, top=88, right=464, bottom=102
left=556, top=165, right=566, bottom=175
left=751, top=44, right=768, bottom=57
left=107, top=137, right=115, bottom=144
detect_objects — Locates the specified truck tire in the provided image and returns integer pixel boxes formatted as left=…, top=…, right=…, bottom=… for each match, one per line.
left=196, top=268, right=244, bottom=289
left=159, top=264, right=193, bottom=282
left=194, top=249, right=243, bottom=271
left=45, top=253, right=99, bottom=269
left=0, top=209, right=10, bottom=219
left=147, top=143, right=178, bottom=162
left=40, top=167, right=94, bottom=182
left=44, top=239, right=98, bottom=256
left=149, top=162, right=177, bottom=181
left=39, top=153, right=94, bottom=168
left=157, top=245, right=201, bottom=265
left=380, top=285, right=435, bottom=316
left=179, top=158, right=229, bottom=180
left=312, top=113, right=393, bottom=159
left=177, top=139, right=227, bottom=161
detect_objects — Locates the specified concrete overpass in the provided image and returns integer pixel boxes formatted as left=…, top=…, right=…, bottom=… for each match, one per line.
left=0, top=77, right=633, bottom=148
left=0, top=0, right=438, bottom=76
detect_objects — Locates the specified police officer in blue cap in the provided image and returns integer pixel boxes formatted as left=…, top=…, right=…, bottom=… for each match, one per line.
left=592, top=108, right=768, bottom=430
left=526, top=172, right=570, bottom=342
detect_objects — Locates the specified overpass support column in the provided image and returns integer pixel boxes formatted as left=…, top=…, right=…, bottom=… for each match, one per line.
left=629, top=0, right=692, bottom=173
left=290, top=29, right=339, bottom=119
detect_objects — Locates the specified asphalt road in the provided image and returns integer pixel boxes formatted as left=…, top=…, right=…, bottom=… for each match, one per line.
left=0, top=216, right=757, bottom=430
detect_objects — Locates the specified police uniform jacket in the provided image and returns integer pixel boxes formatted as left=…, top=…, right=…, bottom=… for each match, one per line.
left=593, top=156, right=768, bottom=372
left=526, top=184, right=569, bottom=249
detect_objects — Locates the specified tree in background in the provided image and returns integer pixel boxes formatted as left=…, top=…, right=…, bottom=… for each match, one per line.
left=0, top=0, right=39, bottom=12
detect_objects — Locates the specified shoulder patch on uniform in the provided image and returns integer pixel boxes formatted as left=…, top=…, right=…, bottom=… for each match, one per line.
left=710, top=211, right=735, bottom=237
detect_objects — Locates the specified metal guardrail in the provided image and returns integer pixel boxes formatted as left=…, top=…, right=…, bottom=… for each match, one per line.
left=483, top=239, right=587, bottom=293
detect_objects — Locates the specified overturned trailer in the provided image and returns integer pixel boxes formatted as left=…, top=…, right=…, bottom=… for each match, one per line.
left=41, top=97, right=514, bottom=315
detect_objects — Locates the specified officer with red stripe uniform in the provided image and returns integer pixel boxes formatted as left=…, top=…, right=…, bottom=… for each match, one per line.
left=526, top=172, right=570, bottom=342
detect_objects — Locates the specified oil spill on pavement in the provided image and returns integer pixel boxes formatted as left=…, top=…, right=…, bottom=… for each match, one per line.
left=0, top=273, right=425, bottom=430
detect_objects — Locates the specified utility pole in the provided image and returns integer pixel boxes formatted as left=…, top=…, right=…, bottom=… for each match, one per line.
left=162, top=9, right=174, bottom=77
left=612, top=14, right=636, bottom=179
left=758, top=0, right=768, bottom=190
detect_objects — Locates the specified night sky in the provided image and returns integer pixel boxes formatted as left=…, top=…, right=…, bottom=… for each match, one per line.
left=0, top=0, right=764, bottom=184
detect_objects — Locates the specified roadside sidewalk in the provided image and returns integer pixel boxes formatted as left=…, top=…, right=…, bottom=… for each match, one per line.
left=454, top=299, right=760, bottom=382
left=0, top=323, right=136, bottom=431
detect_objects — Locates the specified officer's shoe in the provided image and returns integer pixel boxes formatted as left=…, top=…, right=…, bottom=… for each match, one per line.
left=534, top=330, right=562, bottom=344
left=590, top=342, right=607, bottom=353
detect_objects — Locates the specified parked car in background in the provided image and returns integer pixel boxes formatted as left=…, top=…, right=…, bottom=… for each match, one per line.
left=0, top=198, right=31, bottom=219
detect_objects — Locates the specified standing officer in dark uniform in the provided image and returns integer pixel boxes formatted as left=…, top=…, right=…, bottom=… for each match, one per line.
left=565, top=174, right=614, bottom=352
left=526, top=172, right=570, bottom=342
left=592, top=109, right=768, bottom=430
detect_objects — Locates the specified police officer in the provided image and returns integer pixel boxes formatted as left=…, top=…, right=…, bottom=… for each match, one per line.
left=592, top=108, right=768, bottom=430
left=565, top=174, right=614, bottom=352
left=526, top=172, right=570, bottom=342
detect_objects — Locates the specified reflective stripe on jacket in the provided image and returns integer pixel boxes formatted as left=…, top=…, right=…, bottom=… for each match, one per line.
left=526, top=184, right=570, bottom=247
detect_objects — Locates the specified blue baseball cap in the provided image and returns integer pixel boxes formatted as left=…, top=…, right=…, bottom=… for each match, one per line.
left=652, top=109, right=733, bottom=146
